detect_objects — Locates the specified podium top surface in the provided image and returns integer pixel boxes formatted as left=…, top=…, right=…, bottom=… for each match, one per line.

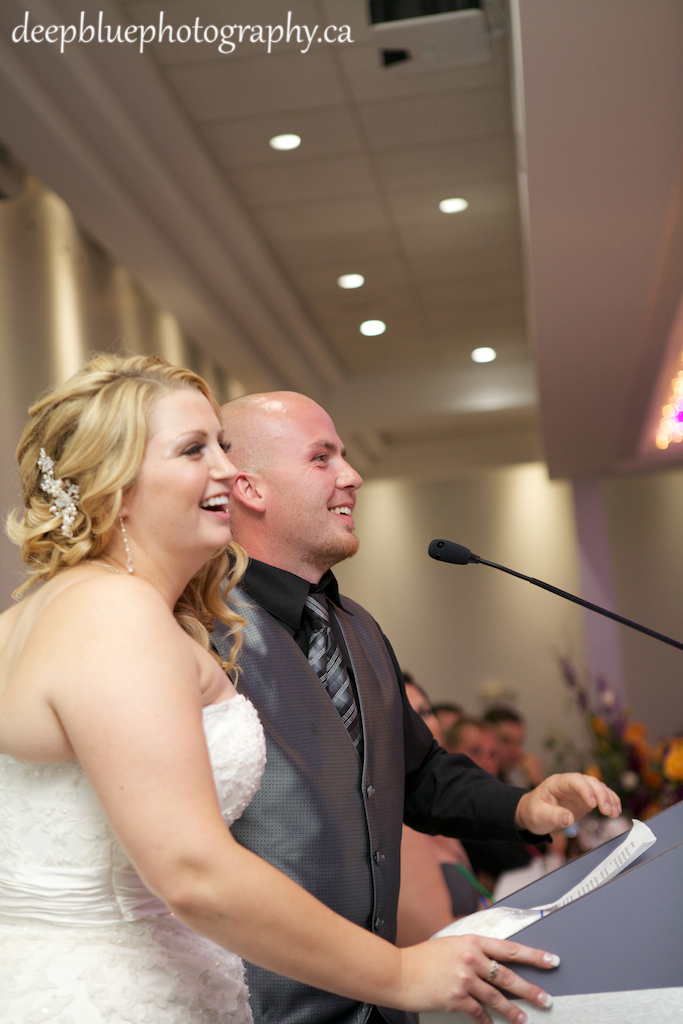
left=495, top=799, right=683, bottom=912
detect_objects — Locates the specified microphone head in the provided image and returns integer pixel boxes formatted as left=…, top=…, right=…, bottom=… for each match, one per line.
left=428, top=539, right=479, bottom=564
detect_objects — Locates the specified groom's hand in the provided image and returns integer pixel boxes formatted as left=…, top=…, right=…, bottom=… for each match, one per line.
left=514, top=773, right=621, bottom=835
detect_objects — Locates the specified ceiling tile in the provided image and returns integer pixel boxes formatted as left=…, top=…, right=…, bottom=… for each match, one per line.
left=311, top=289, right=422, bottom=323
left=357, top=86, right=511, bottom=150
left=165, top=49, right=345, bottom=120
left=410, top=246, right=523, bottom=283
left=227, top=154, right=376, bottom=205
left=336, top=39, right=509, bottom=103
left=418, top=275, right=524, bottom=309
left=327, top=320, right=435, bottom=374
left=426, top=298, right=526, bottom=336
left=200, top=106, right=364, bottom=167
left=269, top=230, right=399, bottom=269
left=373, top=134, right=516, bottom=190
left=432, top=338, right=530, bottom=365
left=381, top=407, right=539, bottom=445
left=295, top=256, right=412, bottom=301
left=397, top=215, right=520, bottom=256
left=387, top=180, right=518, bottom=227
left=254, top=196, right=390, bottom=239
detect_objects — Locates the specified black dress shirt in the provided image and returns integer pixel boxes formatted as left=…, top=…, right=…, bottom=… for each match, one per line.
left=239, top=559, right=545, bottom=845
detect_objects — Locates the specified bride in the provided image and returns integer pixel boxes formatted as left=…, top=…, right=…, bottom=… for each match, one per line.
left=0, top=353, right=562, bottom=1024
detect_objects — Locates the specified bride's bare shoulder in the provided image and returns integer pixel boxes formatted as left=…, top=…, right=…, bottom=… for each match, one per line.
left=50, top=570, right=171, bottom=628
left=9, top=570, right=176, bottom=658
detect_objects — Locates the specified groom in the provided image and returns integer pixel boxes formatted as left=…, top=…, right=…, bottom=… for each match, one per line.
left=213, top=390, right=620, bottom=1024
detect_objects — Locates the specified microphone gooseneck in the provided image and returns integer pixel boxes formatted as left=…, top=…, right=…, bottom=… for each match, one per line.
left=428, top=538, right=683, bottom=654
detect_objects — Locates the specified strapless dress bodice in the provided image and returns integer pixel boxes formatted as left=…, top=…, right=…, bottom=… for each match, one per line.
left=0, top=694, right=266, bottom=1023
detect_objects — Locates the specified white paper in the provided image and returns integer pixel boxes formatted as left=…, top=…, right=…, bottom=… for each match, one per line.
left=432, top=818, right=656, bottom=941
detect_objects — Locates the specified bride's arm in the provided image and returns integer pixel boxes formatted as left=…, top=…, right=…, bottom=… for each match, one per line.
left=41, top=575, right=555, bottom=1022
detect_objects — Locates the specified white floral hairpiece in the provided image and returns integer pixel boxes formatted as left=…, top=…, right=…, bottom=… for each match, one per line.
left=37, top=448, right=80, bottom=538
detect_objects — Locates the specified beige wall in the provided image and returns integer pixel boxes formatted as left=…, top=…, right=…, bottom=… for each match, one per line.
left=334, top=464, right=589, bottom=762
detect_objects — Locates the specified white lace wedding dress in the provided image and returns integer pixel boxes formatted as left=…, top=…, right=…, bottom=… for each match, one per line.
left=0, top=694, right=266, bottom=1024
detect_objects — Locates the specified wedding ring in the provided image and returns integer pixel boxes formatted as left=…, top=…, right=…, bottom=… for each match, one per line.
left=487, top=960, right=500, bottom=983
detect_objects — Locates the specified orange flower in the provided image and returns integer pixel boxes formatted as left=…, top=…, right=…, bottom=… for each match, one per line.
left=585, top=764, right=602, bottom=780
left=641, top=768, right=663, bottom=789
left=622, top=722, right=648, bottom=745
left=663, top=741, right=683, bottom=782
left=591, top=716, right=609, bottom=738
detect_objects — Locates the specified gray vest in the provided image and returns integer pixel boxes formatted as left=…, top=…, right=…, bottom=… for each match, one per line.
left=213, top=589, right=412, bottom=1024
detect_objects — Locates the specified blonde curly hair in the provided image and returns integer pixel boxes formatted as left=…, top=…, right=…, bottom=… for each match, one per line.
left=6, top=353, right=246, bottom=675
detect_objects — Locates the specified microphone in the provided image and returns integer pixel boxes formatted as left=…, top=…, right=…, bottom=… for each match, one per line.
left=428, top=539, right=479, bottom=564
left=428, top=538, right=683, bottom=653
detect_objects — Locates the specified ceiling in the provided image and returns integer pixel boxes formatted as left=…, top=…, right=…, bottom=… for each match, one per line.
left=0, top=0, right=682, bottom=480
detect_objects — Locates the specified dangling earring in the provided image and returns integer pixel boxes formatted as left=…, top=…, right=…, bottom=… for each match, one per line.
left=119, top=516, right=134, bottom=574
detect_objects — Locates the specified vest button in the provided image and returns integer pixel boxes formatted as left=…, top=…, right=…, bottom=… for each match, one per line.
left=365, top=785, right=375, bottom=798
left=373, top=850, right=385, bottom=864
left=374, top=916, right=384, bottom=930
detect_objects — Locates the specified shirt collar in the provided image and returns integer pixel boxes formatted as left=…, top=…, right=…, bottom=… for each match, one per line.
left=240, top=559, right=350, bottom=631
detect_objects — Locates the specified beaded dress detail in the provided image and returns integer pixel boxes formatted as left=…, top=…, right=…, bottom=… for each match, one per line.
left=0, top=694, right=266, bottom=1024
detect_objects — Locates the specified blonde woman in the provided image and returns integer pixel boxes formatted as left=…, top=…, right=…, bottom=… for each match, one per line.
left=0, top=354, right=574, bottom=1023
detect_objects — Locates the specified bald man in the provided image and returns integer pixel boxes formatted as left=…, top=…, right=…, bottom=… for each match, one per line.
left=211, top=392, right=621, bottom=1024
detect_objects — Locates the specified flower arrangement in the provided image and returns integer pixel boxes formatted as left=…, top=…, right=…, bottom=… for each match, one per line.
left=545, top=658, right=683, bottom=819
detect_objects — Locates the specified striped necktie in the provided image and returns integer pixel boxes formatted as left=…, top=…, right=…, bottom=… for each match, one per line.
left=304, top=594, right=362, bottom=752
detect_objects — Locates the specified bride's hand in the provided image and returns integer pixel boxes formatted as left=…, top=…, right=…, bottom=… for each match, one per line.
left=398, top=935, right=557, bottom=1022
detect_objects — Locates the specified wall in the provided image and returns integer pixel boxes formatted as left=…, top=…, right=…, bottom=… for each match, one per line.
left=334, top=463, right=589, bottom=762
left=0, top=173, right=235, bottom=610
left=605, top=468, right=683, bottom=741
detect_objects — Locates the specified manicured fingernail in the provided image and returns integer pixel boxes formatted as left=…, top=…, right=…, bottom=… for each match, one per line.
left=543, top=953, right=560, bottom=966
left=538, top=992, right=553, bottom=1008
left=517, top=1013, right=528, bottom=1024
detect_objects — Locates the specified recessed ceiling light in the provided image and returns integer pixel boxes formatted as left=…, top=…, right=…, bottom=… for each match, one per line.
left=269, top=134, right=301, bottom=151
left=439, top=197, right=468, bottom=214
left=338, top=274, right=365, bottom=289
left=360, top=320, right=386, bottom=337
left=471, top=346, right=496, bottom=363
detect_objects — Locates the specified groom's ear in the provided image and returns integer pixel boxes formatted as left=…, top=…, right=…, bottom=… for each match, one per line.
left=232, top=472, right=266, bottom=514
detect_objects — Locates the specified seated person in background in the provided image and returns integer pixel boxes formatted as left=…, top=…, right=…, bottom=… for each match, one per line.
left=445, top=717, right=500, bottom=776
left=396, top=680, right=483, bottom=945
left=432, top=701, right=463, bottom=735
left=461, top=710, right=546, bottom=892
left=484, top=706, right=545, bottom=789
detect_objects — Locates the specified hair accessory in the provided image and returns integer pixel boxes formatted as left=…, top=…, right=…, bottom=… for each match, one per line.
left=37, top=448, right=80, bottom=538
left=119, top=516, right=134, bottom=574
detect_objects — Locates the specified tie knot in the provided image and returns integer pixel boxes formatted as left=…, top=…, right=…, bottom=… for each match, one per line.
left=304, top=593, right=330, bottom=629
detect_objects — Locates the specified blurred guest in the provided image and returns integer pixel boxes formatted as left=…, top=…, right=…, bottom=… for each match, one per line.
left=446, top=717, right=500, bottom=777
left=484, top=706, right=545, bottom=789
left=432, top=701, right=464, bottom=735
left=400, top=673, right=445, bottom=742
left=465, top=709, right=546, bottom=892
left=397, top=681, right=482, bottom=945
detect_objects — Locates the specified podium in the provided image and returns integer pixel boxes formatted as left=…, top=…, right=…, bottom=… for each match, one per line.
left=422, top=801, right=683, bottom=1023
